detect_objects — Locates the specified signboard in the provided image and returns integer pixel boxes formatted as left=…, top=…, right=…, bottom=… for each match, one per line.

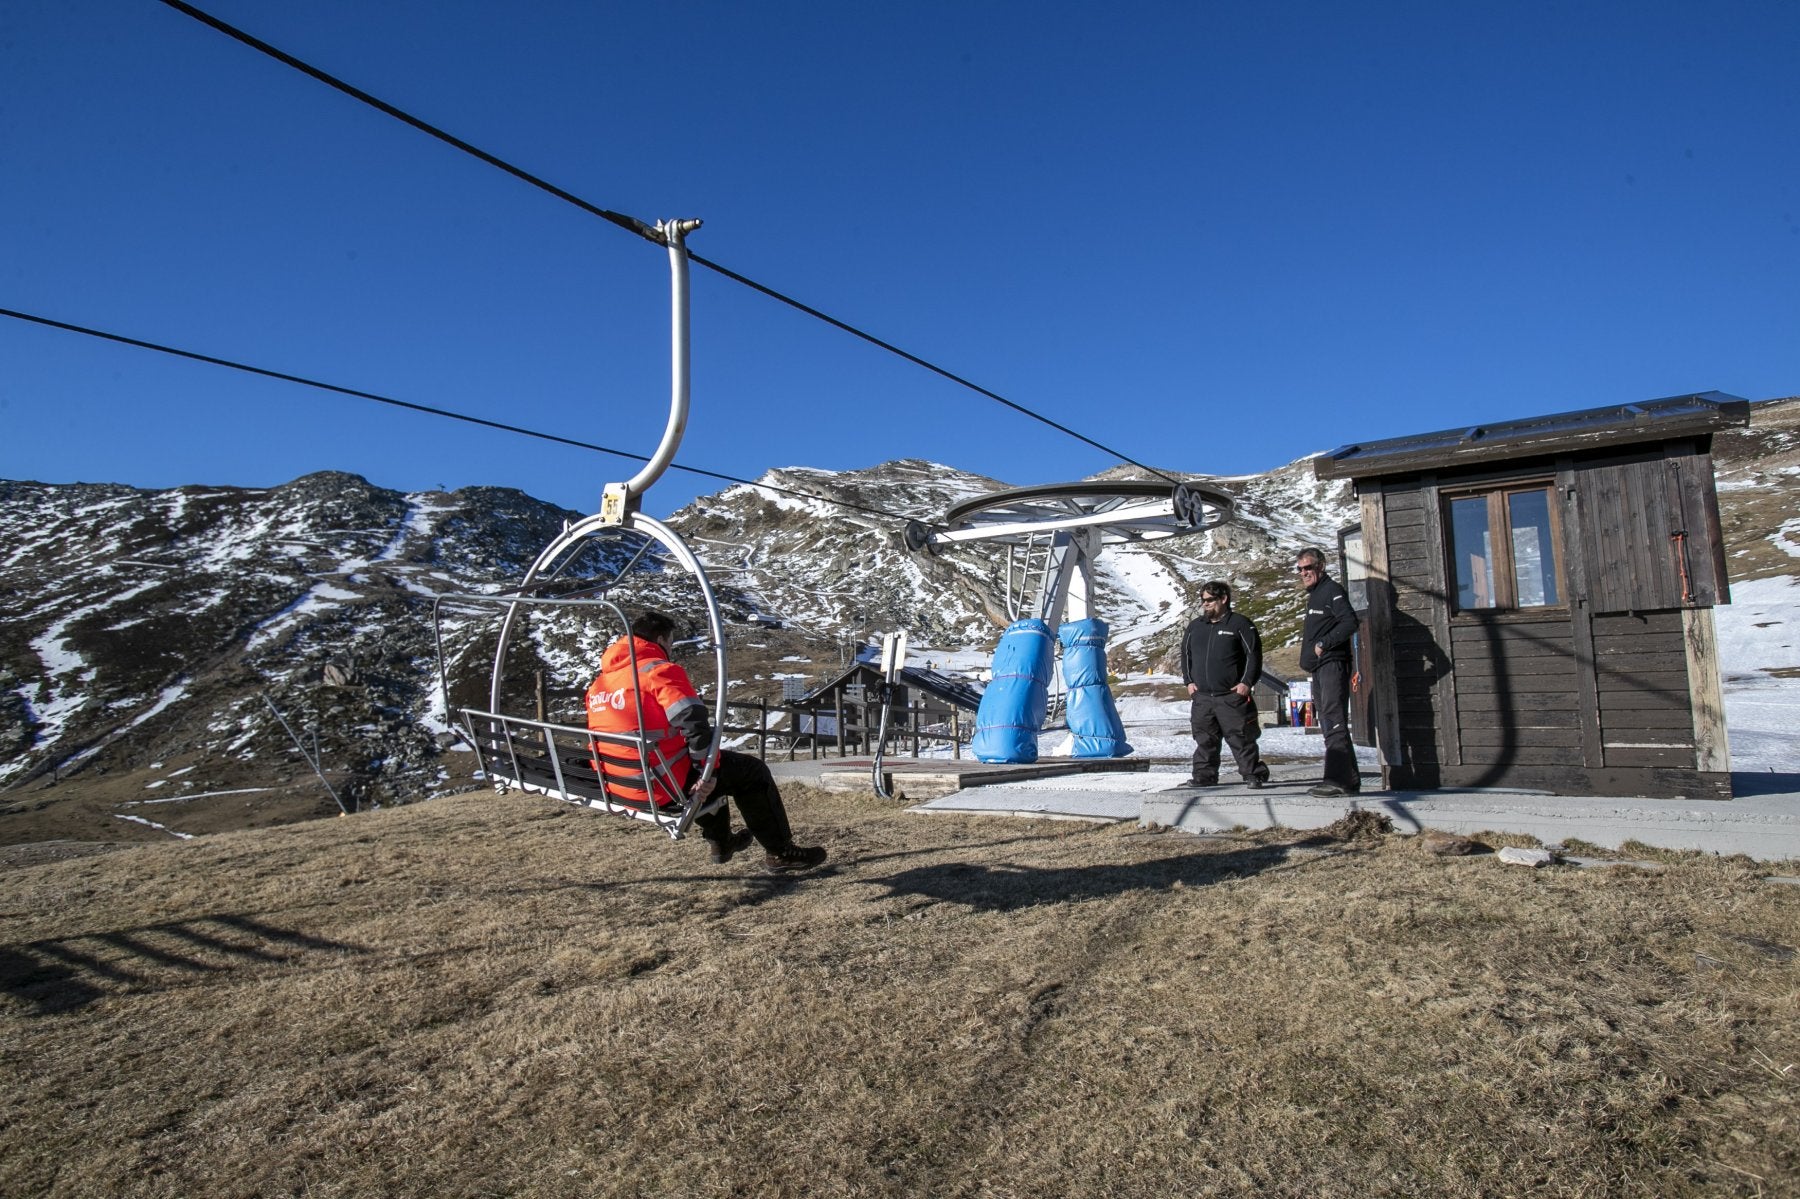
left=878, top=631, right=908, bottom=682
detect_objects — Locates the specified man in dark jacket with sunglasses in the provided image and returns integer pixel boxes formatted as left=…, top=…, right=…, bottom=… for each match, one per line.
left=1180, top=581, right=1270, bottom=788
left=1296, top=547, right=1361, bottom=797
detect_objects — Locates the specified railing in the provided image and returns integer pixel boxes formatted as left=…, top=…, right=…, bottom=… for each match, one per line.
left=719, top=697, right=968, bottom=761
left=513, top=679, right=973, bottom=763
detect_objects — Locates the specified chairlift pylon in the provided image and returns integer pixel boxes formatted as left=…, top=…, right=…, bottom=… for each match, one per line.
left=904, top=479, right=1233, bottom=763
left=438, top=219, right=732, bottom=840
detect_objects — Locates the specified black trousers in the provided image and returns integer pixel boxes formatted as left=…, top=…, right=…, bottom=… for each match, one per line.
left=1311, top=658, right=1360, bottom=792
left=1189, top=692, right=1268, bottom=785
left=694, top=749, right=793, bottom=851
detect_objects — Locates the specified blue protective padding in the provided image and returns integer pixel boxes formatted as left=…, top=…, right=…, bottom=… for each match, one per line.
left=1058, top=618, right=1133, bottom=758
left=969, top=618, right=1054, bottom=763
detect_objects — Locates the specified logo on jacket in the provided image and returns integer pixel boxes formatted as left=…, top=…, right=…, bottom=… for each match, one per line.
left=588, top=687, right=629, bottom=712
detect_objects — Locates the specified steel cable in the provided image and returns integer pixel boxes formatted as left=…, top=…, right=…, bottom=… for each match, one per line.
left=0, top=305, right=934, bottom=526
left=153, top=0, right=1179, bottom=486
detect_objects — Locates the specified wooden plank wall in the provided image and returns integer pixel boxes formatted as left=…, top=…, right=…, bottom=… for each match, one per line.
left=1554, top=460, right=1605, bottom=768
left=1574, top=450, right=1736, bottom=613
left=1684, top=607, right=1730, bottom=772
left=1358, top=483, right=1404, bottom=769
left=1591, top=612, right=1697, bottom=768
left=1448, top=615, right=1582, bottom=766
left=1669, top=447, right=1730, bottom=606
left=1379, top=481, right=1446, bottom=783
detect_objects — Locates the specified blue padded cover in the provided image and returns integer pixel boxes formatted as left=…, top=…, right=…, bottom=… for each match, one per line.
left=969, top=618, right=1054, bottom=763
left=1058, top=618, right=1132, bottom=758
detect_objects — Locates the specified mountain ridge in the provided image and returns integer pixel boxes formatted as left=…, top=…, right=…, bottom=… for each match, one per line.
left=3, top=396, right=1795, bottom=840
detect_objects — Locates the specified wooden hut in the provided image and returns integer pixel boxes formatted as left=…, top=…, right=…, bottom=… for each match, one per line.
left=1253, top=668, right=1293, bottom=728
left=1313, top=392, right=1750, bottom=800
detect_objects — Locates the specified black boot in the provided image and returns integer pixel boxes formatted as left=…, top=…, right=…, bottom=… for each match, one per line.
left=765, top=844, right=828, bottom=873
left=707, top=829, right=755, bottom=864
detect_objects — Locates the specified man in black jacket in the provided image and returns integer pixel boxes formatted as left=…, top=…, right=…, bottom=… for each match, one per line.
left=1179, top=581, right=1269, bottom=788
left=1296, top=547, right=1361, bottom=797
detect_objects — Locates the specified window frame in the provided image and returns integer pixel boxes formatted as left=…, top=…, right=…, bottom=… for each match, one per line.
left=1442, top=478, right=1569, bottom=616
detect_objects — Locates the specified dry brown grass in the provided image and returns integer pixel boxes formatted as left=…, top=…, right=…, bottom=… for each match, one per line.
left=3, top=786, right=1797, bottom=1198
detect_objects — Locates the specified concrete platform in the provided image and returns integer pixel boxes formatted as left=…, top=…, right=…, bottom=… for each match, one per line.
left=908, top=765, right=1800, bottom=861
left=805, top=756, right=1150, bottom=801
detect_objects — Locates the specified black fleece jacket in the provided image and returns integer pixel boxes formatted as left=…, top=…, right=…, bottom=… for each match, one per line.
left=1180, top=610, right=1263, bottom=695
left=1298, top=574, right=1359, bottom=671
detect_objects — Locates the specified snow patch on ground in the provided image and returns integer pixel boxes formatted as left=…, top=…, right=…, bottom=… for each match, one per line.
left=114, top=813, right=194, bottom=840
left=1715, top=574, right=1800, bottom=773
left=24, top=579, right=170, bottom=746
left=246, top=582, right=365, bottom=652
left=121, top=787, right=273, bottom=807
left=1774, top=518, right=1800, bottom=560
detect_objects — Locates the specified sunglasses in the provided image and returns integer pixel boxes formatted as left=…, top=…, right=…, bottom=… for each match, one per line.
left=1296, top=564, right=1321, bottom=574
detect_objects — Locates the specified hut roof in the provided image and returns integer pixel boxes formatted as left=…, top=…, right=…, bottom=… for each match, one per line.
left=1312, top=391, right=1751, bottom=481
left=803, top=653, right=985, bottom=711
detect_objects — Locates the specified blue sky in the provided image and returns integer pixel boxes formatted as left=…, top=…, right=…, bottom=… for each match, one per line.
left=3, top=1, right=1797, bottom=520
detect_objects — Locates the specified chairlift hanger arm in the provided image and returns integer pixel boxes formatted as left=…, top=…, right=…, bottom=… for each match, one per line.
left=617, top=219, right=701, bottom=505
left=475, top=217, right=726, bottom=834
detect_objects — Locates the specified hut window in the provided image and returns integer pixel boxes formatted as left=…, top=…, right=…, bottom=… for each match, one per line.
left=1447, top=484, right=1564, bottom=612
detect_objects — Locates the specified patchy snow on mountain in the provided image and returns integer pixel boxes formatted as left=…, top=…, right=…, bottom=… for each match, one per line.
left=3, top=400, right=1797, bottom=814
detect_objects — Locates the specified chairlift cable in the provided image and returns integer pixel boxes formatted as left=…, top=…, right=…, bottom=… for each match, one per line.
left=681, top=253, right=1178, bottom=480
left=153, top=0, right=1181, bottom=486
left=0, top=305, right=931, bottom=527
left=155, top=0, right=663, bottom=251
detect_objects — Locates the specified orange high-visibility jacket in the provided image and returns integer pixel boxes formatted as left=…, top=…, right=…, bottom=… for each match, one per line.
left=585, top=636, right=709, bottom=806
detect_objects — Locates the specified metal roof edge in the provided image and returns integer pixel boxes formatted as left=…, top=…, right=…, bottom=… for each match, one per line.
left=1312, top=392, right=1752, bottom=481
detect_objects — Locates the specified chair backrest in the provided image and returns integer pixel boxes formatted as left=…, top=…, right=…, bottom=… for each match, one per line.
left=459, top=709, right=722, bottom=839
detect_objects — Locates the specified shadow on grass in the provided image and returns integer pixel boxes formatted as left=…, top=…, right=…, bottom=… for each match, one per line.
left=509, top=831, right=1072, bottom=903
left=1, top=915, right=369, bottom=1017
left=866, top=842, right=1328, bottom=912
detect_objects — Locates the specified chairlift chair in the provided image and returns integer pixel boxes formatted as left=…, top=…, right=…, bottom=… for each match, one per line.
left=435, top=220, right=731, bottom=840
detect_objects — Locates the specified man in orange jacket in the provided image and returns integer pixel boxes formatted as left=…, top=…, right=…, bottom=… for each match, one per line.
left=587, top=611, right=827, bottom=873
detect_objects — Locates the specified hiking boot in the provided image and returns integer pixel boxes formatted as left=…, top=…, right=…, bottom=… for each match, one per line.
left=1309, top=782, right=1346, bottom=798
left=1246, top=776, right=1267, bottom=790
left=1183, top=778, right=1216, bottom=788
left=765, top=844, right=828, bottom=873
left=707, top=829, right=755, bottom=864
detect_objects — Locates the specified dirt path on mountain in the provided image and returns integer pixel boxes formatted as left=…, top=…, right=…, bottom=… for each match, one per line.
left=3, top=785, right=1797, bottom=1197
